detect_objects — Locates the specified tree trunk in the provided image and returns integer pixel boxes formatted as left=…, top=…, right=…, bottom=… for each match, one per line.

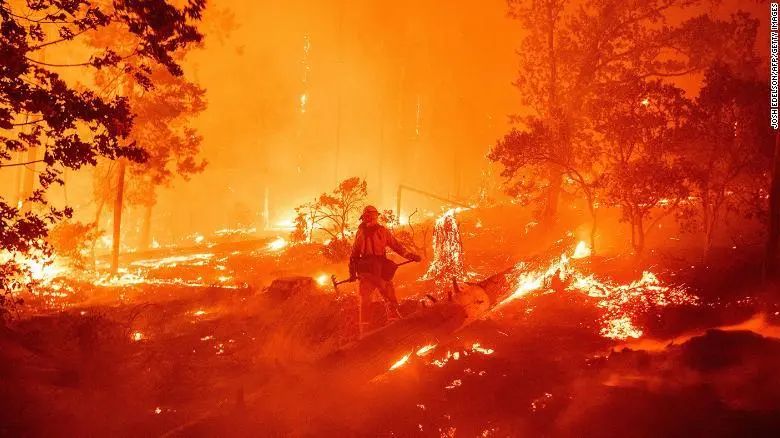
left=20, top=146, right=37, bottom=213
left=630, top=216, right=645, bottom=257
left=586, top=194, right=597, bottom=255
left=11, top=151, right=23, bottom=209
left=765, top=132, right=780, bottom=279
left=110, top=159, right=127, bottom=276
left=91, top=197, right=106, bottom=268
left=636, top=217, right=645, bottom=256
left=139, top=203, right=153, bottom=250
left=543, top=167, right=563, bottom=225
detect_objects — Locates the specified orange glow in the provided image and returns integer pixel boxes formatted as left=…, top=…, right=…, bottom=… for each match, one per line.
left=267, top=237, right=288, bottom=252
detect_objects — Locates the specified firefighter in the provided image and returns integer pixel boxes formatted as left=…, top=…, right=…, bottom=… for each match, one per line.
left=349, top=205, right=421, bottom=336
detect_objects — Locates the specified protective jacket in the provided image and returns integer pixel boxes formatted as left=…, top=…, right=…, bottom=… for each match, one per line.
left=350, top=223, right=411, bottom=279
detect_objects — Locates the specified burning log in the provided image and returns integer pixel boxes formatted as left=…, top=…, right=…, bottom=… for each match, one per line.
left=322, top=303, right=467, bottom=382
left=471, top=234, right=578, bottom=305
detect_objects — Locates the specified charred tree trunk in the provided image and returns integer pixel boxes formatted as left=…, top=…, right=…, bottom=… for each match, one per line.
left=110, top=159, right=127, bottom=275
left=765, top=132, right=780, bottom=280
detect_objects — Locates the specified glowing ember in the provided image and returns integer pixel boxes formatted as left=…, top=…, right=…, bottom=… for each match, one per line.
left=132, top=331, right=144, bottom=342
left=267, top=237, right=288, bottom=252
left=445, top=379, right=462, bottom=389
left=130, top=253, right=214, bottom=269
left=430, top=343, right=496, bottom=368
left=389, top=352, right=412, bottom=371
left=193, top=309, right=207, bottom=316
left=471, top=342, right=494, bottom=355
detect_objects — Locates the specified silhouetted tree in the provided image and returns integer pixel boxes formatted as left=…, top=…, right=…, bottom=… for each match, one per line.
left=0, top=0, right=205, bottom=298
left=680, top=64, right=772, bottom=260
left=591, top=77, right=691, bottom=255
left=292, top=177, right=368, bottom=243
left=499, top=0, right=755, bottom=226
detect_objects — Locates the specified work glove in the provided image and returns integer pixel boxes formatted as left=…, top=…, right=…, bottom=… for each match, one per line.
left=408, top=253, right=422, bottom=262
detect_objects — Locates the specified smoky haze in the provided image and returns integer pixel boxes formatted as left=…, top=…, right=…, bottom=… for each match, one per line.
left=0, top=0, right=762, bottom=245
left=147, top=0, right=520, bottom=240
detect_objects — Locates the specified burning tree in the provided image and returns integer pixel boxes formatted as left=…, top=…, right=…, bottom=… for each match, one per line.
left=0, top=1, right=205, bottom=299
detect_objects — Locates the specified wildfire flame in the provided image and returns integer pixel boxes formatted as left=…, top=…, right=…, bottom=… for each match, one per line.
left=571, top=241, right=591, bottom=259
left=389, top=352, right=412, bottom=371
left=267, top=236, right=288, bottom=252
left=496, top=240, right=697, bottom=340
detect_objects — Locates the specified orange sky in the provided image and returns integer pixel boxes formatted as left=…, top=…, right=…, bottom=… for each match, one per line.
left=1, top=0, right=770, bottom=244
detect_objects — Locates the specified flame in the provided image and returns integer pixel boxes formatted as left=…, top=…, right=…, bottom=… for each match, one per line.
left=416, top=344, right=437, bottom=356
left=430, top=342, right=496, bottom=368
left=315, top=274, right=329, bottom=286
left=131, top=252, right=214, bottom=269
left=132, top=331, right=144, bottom=341
left=495, top=241, right=697, bottom=340
left=267, top=236, right=288, bottom=252
left=571, top=241, right=591, bottom=259
left=389, top=352, right=412, bottom=371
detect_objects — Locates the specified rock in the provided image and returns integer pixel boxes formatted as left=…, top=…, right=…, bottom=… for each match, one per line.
left=265, top=276, right=316, bottom=301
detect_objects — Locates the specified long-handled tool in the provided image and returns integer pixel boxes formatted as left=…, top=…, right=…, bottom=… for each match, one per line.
left=331, top=274, right=356, bottom=293
left=331, top=259, right=417, bottom=293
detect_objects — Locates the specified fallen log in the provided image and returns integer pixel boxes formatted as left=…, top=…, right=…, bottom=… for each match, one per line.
left=322, top=303, right=466, bottom=381
left=322, top=235, right=579, bottom=383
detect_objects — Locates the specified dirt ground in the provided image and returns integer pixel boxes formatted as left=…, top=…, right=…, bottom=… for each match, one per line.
left=2, top=206, right=779, bottom=437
